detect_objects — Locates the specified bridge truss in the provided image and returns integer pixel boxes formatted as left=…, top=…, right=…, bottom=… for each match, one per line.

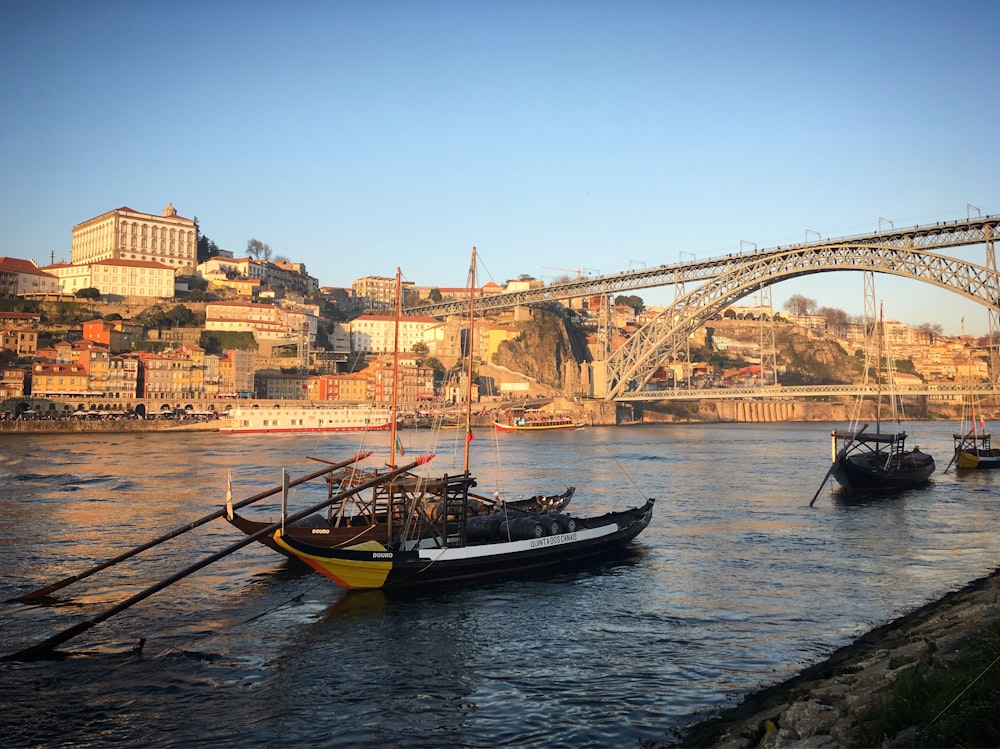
left=404, top=217, right=999, bottom=401
left=605, top=218, right=999, bottom=399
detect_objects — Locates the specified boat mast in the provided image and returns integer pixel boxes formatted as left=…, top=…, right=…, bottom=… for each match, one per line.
left=390, top=267, right=402, bottom=471
left=875, top=301, right=884, bottom=435
left=463, top=248, right=476, bottom=475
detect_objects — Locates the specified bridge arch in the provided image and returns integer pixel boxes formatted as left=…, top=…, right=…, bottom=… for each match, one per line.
left=603, top=242, right=1000, bottom=400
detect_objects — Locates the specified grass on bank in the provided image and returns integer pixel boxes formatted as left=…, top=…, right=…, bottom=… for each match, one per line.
left=852, top=619, right=1000, bottom=747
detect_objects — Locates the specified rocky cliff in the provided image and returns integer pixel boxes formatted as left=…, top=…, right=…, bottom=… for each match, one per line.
left=491, top=306, right=591, bottom=393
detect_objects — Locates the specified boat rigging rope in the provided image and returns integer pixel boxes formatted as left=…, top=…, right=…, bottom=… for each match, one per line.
left=591, top=427, right=647, bottom=503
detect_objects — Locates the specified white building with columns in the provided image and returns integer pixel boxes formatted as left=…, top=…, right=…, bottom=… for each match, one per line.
left=71, top=203, right=197, bottom=276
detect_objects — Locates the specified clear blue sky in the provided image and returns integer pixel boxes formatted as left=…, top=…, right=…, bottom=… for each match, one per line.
left=3, top=0, right=998, bottom=335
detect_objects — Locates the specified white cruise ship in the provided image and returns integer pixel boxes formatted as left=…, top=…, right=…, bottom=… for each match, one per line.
left=220, top=404, right=393, bottom=434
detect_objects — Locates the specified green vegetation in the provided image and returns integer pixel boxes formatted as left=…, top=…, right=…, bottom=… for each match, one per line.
left=614, top=293, right=644, bottom=312
left=132, top=340, right=176, bottom=353
left=137, top=304, right=198, bottom=330
left=0, top=298, right=41, bottom=313
left=48, top=300, right=93, bottom=325
left=198, top=330, right=257, bottom=355
left=852, top=619, right=1000, bottom=747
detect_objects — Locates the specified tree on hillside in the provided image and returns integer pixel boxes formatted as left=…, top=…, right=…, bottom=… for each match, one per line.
left=247, top=238, right=272, bottom=261
left=614, top=294, right=645, bottom=312
left=195, top=218, right=220, bottom=264
left=75, top=287, right=101, bottom=300
left=428, top=287, right=442, bottom=303
left=819, top=306, right=850, bottom=336
left=783, top=294, right=817, bottom=316
left=423, top=356, right=446, bottom=385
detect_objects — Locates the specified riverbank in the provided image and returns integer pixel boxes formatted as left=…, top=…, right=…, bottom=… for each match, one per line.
left=673, top=565, right=1000, bottom=748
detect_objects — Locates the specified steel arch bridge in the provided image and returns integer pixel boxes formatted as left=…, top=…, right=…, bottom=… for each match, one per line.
left=604, top=217, right=999, bottom=400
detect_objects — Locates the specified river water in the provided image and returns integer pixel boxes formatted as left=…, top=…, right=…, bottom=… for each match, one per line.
left=1, top=422, right=997, bottom=748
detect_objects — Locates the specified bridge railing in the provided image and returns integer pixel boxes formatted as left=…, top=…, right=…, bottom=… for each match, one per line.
left=619, top=382, right=997, bottom=402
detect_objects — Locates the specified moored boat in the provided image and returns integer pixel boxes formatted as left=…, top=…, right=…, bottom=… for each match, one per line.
left=830, top=428, right=935, bottom=491
left=952, top=430, right=1000, bottom=470
left=229, top=477, right=576, bottom=559
left=947, top=331, right=1000, bottom=471
left=272, top=495, right=655, bottom=590
left=813, top=292, right=935, bottom=501
left=492, top=408, right=584, bottom=432
left=220, top=404, right=393, bottom=434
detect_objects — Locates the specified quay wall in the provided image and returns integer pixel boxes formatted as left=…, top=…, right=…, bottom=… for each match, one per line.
left=0, top=419, right=221, bottom=434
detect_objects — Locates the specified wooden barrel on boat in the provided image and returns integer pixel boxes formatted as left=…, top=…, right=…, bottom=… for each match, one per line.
left=466, top=515, right=503, bottom=542
left=499, top=517, right=546, bottom=540
left=553, top=514, right=577, bottom=533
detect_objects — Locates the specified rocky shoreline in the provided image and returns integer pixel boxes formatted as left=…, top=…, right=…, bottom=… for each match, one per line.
left=673, top=566, right=1000, bottom=748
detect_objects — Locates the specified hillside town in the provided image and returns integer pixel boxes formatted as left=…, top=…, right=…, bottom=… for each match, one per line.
left=0, top=202, right=993, bottom=420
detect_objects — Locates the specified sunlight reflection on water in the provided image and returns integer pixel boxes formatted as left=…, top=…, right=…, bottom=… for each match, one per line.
left=0, top=423, right=997, bottom=747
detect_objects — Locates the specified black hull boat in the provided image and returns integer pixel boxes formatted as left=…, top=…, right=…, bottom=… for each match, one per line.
left=271, top=495, right=655, bottom=590
left=830, top=429, right=935, bottom=492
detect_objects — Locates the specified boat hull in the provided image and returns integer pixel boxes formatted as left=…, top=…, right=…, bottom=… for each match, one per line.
left=833, top=451, right=935, bottom=491
left=228, top=511, right=390, bottom=558
left=491, top=420, right=584, bottom=432
left=952, top=432, right=1000, bottom=470
left=273, top=499, right=655, bottom=590
left=220, top=405, right=393, bottom=434
left=954, top=449, right=1000, bottom=470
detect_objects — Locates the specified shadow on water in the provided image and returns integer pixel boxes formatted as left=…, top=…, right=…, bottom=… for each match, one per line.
left=830, top=483, right=934, bottom=506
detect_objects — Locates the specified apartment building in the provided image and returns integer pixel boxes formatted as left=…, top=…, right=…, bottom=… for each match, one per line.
left=31, top=362, right=89, bottom=397
left=1, top=326, right=38, bottom=358
left=137, top=345, right=217, bottom=400
left=82, top=318, right=144, bottom=354
left=205, top=301, right=318, bottom=345
left=348, top=313, right=440, bottom=354
left=45, top=258, right=175, bottom=300
left=0, top=257, right=61, bottom=297
left=352, top=275, right=418, bottom=310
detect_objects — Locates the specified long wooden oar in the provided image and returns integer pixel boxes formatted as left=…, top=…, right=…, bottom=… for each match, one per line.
left=4, top=451, right=373, bottom=603
left=942, top=435, right=965, bottom=475
left=810, top=424, right=867, bottom=506
left=2, top=454, right=434, bottom=662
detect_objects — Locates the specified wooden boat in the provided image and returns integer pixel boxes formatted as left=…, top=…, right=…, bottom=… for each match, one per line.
left=228, top=477, right=576, bottom=559
left=830, top=428, right=935, bottom=491
left=814, top=289, right=935, bottom=500
left=492, top=408, right=585, bottom=432
left=948, top=335, right=1000, bottom=470
left=952, top=430, right=1000, bottom=470
left=272, top=496, right=655, bottom=590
